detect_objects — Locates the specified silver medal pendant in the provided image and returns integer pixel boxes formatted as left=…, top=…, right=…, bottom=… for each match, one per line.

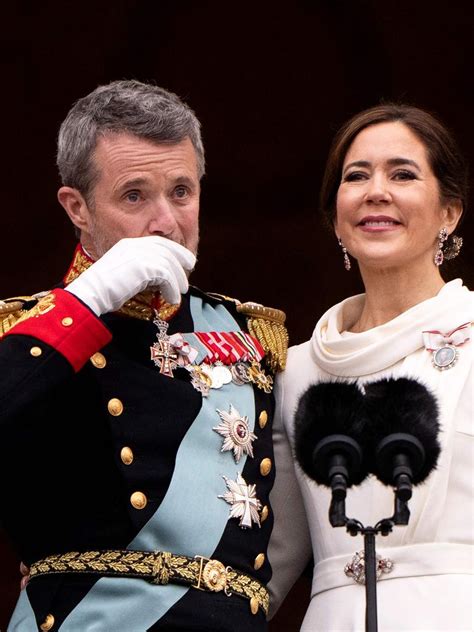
left=432, top=344, right=458, bottom=371
left=231, top=362, right=251, bottom=385
left=210, top=362, right=233, bottom=388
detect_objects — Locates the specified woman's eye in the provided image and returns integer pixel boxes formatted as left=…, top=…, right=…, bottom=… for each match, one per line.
left=392, top=170, right=417, bottom=181
left=344, top=171, right=368, bottom=182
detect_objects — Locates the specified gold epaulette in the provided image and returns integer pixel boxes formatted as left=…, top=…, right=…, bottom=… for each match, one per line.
left=236, top=301, right=288, bottom=373
left=207, top=293, right=289, bottom=372
left=0, top=292, right=48, bottom=337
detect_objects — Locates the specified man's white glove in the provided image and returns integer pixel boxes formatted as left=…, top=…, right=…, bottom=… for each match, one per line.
left=66, top=236, right=196, bottom=316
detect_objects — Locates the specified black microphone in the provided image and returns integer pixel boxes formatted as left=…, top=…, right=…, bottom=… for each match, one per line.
left=294, top=382, right=371, bottom=525
left=364, top=377, right=441, bottom=506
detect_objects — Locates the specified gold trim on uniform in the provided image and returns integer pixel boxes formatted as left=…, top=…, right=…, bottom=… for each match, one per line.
left=0, top=293, right=56, bottom=337
left=64, top=249, right=92, bottom=284
left=29, top=549, right=269, bottom=615
left=0, top=299, right=26, bottom=315
left=119, top=291, right=179, bottom=322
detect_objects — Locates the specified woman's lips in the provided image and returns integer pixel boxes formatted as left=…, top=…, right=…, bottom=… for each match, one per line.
left=357, top=215, right=401, bottom=232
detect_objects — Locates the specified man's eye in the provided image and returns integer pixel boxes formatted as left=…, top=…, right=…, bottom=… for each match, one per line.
left=125, top=191, right=141, bottom=203
left=174, top=185, right=188, bottom=198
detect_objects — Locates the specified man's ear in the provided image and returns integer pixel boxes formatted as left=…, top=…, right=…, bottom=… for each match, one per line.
left=57, top=187, right=92, bottom=233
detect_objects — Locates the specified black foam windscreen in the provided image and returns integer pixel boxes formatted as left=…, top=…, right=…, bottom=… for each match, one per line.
left=364, top=377, right=441, bottom=485
left=294, top=381, right=370, bottom=487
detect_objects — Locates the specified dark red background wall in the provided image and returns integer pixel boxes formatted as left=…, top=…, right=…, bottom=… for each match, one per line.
left=2, top=2, right=473, bottom=629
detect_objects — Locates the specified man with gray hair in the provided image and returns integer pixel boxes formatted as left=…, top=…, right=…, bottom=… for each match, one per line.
left=0, top=80, right=291, bottom=631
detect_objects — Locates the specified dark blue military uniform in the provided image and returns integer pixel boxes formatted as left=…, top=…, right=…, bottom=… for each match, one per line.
left=0, top=257, right=286, bottom=632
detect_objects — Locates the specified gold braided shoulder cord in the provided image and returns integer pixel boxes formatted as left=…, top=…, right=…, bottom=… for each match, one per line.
left=237, top=302, right=289, bottom=372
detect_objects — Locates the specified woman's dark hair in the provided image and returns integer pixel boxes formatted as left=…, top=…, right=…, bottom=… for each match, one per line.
left=320, top=103, right=469, bottom=238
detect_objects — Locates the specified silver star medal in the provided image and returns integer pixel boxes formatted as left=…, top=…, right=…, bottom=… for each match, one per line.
left=219, top=473, right=262, bottom=529
left=213, top=405, right=257, bottom=463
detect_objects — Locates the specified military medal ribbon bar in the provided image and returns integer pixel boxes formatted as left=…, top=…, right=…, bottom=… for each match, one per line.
left=193, top=331, right=265, bottom=365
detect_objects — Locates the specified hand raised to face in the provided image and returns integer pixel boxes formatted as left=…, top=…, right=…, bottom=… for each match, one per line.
left=66, top=236, right=197, bottom=315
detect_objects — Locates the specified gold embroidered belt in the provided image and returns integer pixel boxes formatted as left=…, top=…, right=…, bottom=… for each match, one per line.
left=29, top=549, right=269, bottom=615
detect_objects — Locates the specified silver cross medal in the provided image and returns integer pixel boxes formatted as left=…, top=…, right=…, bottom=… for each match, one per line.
left=150, top=314, right=179, bottom=377
left=219, top=473, right=262, bottom=529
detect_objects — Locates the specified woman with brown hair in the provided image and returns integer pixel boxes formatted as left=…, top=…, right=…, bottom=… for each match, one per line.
left=269, top=104, right=473, bottom=630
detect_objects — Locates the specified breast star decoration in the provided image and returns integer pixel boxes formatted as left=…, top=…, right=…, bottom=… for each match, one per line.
left=213, top=405, right=257, bottom=463
left=219, top=473, right=262, bottom=529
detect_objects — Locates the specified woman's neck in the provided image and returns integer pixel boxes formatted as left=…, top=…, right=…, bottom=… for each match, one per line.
left=348, top=262, right=446, bottom=333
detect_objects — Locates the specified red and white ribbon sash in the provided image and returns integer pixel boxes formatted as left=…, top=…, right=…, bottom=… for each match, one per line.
left=194, top=331, right=265, bottom=365
left=422, top=322, right=471, bottom=352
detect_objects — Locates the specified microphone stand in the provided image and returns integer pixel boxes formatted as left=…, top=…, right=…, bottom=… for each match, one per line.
left=329, top=485, right=410, bottom=632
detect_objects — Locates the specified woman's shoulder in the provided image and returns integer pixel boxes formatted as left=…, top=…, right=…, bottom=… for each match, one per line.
left=278, top=338, right=323, bottom=405
left=286, top=338, right=314, bottom=369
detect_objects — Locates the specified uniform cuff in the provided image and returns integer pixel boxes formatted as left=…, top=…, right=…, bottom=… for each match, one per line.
left=4, top=288, right=112, bottom=371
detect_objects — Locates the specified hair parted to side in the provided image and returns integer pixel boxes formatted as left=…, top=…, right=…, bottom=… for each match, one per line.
left=56, top=79, right=205, bottom=203
left=320, top=103, right=469, bottom=233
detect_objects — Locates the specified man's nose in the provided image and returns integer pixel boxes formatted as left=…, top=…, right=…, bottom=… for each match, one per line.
left=147, top=199, right=178, bottom=237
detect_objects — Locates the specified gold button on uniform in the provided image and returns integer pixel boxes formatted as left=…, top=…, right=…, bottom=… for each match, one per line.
left=130, top=491, right=147, bottom=509
left=250, top=596, right=259, bottom=615
left=260, top=458, right=272, bottom=476
left=254, top=553, right=265, bottom=570
left=258, top=410, right=268, bottom=429
left=121, top=446, right=134, bottom=465
left=30, top=346, right=42, bottom=357
left=107, top=398, right=123, bottom=416
left=40, top=614, right=55, bottom=631
left=61, top=317, right=73, bottom=327
left=260, top=505, right=269, bottom=522
left=90, top=352, right=106, bottom=369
